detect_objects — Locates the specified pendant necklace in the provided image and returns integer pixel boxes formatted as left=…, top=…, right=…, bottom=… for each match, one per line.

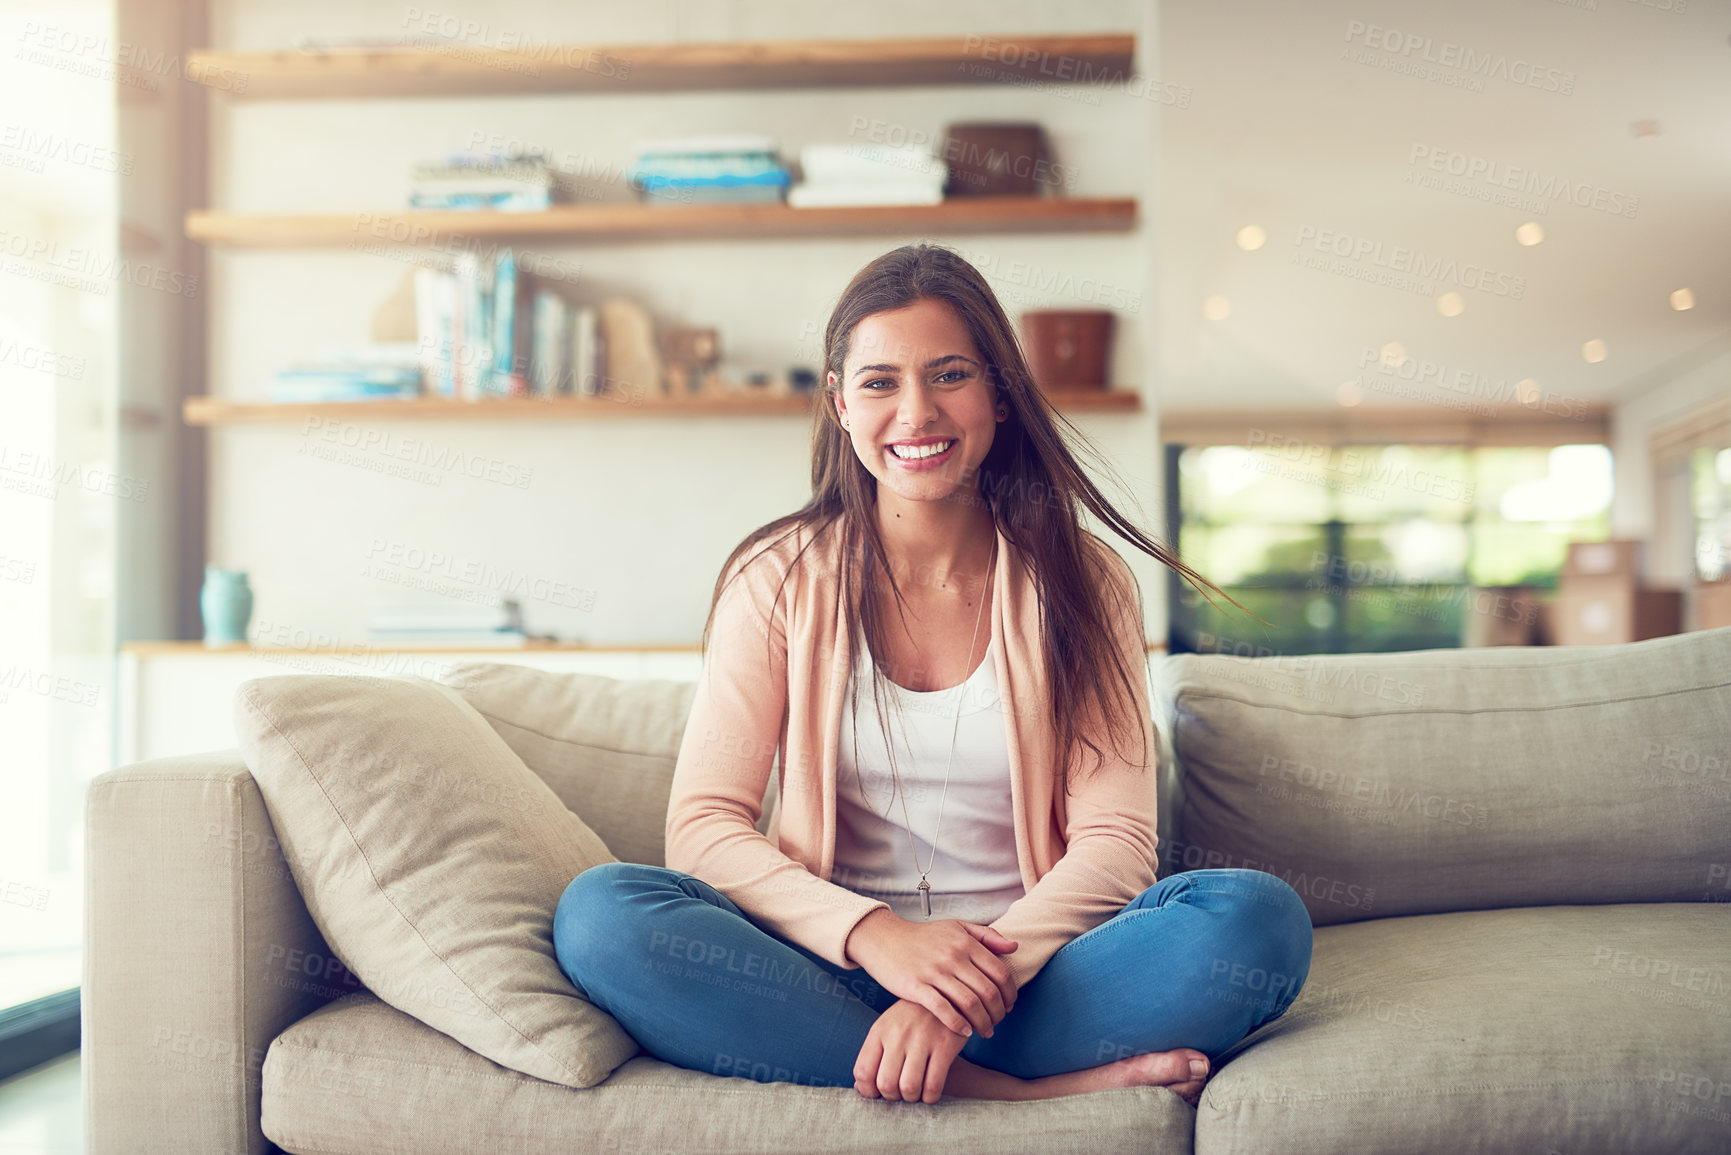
left=887, top=536, right=995, bottom=919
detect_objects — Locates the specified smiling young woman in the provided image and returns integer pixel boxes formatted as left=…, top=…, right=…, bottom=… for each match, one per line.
left=551, top=244, right=1313, bottom=1108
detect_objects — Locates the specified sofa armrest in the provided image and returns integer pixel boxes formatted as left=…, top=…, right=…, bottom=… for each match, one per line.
left=84, top=749, right=354, bottom=1155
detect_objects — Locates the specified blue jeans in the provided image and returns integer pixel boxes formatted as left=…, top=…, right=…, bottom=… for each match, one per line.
left=553, top=863, right=1313, bottom=1088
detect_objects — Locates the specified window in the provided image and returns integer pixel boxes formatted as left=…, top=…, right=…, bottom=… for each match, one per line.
left=0, top=0, right=119, bottom=1038
left=1691, top=447, right=1731, bottom=581
left=1167, top=442, right=1614, bottom=655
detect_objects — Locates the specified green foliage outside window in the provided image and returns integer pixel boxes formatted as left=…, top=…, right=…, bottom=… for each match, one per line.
left=1171, top=443, right=1613, bottom=655
left=1692, top=448, right=1731, bottom=581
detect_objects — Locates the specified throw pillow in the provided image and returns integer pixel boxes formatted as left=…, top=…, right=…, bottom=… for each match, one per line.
left=434, top=661, right=780, bottom=864
left=232, top=672, right=639, bottom=1088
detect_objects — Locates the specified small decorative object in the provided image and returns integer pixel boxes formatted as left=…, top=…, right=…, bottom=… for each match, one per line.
left=200, top=566, right=253, bottom=646
left=660, top=327, right=720, bottom=395
left=941, top=122, right=1049, bottom=197
left=1021, top=310, right=1114, bottom=392
left=599, top=298, right=662, bottom=399
left=787, top=367, right=818, bottom=395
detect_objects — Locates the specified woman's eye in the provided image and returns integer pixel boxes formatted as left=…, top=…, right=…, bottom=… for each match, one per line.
left=861, top=370, right=969, bottom=391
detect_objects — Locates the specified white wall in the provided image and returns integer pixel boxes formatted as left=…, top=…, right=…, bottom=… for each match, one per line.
left=205, top=0, right=1168, bottom=646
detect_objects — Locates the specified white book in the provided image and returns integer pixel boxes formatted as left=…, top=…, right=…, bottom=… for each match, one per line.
left=452, top=252, right=482, bottom=400
left=571, top=306, right=599, bottom=396
left=433, top=272, right=457, bottom=397
left=798, top=143, right=947, bottom=186
left=531, top=290, right=569, bottom=394
left=413, top=270, right=454, bottom=397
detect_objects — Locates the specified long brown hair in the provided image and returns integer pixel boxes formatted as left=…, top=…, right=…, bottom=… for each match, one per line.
left=702, top=243, right=1231, bottom=796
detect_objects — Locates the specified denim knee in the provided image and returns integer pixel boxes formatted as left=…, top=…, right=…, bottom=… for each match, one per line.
left=553, top=861, right=677, bottom=988
left=1197, top=869, right=1314, bottom=1012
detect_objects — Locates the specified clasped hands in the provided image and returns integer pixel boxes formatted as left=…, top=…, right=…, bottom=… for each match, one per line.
left=842, top=907, right=1019, bottom=1103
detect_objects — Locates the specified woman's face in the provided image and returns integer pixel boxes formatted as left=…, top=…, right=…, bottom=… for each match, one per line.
left=829, top=297, right=1003, bottom=507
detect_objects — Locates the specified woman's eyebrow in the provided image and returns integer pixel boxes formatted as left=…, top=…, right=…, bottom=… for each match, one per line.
left=851, top=354, right=980, bottom=377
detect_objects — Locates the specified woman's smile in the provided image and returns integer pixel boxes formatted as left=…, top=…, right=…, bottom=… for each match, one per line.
left=887, top=439, right=960, bottom=470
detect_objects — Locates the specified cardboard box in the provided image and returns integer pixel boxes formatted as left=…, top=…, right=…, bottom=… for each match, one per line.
left=1695, top=581, right=1731, bottom=631
left=1532, top=599, right=1557, bottom=646
left=1462, top=586, right=1543, bottom=647
left=1554, top=574, right=1682, bottom=645
left=1557, top=570, right=1635, bottom=598
left=1563, top=539, right=1644, bottom=578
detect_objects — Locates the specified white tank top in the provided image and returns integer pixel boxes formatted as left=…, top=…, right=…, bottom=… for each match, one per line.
left=833, top=630, right=1026, bottom=926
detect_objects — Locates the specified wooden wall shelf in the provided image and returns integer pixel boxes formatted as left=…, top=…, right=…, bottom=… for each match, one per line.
left=183, top=390, right=1142, bottom=425
left=185, top=196, right=1138, bottom=249
left=1160, top=405, right=1613, bottom=447
left=124, top=638, right=1167, bottom=656
left=187, top=34, right=1135, bottom=100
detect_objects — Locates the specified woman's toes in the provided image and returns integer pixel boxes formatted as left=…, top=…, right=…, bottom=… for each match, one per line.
left=1106, top=1047, right=1216, bottom=1095
left=1134, top=1050, right=1196, bottom=1086
left=1182, top=1050, right=1210, bottom=1080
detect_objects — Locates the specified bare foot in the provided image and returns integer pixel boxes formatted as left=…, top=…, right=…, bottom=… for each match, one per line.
left=944, top=1049, right=1211, bottom=1105
left=1085, top=1048, right=1211, bottom=1106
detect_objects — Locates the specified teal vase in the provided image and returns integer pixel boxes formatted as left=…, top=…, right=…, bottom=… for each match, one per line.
left=201, top=566, right=253, bottom=645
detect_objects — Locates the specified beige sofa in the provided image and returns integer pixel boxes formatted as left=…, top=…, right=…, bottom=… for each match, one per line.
left=85, top=627, right=1731, bottom=1154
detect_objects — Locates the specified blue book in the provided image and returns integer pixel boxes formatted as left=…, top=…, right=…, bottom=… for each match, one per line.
left=277, top=365, right=421, bottom=382
left=408, top=189, right=552, bottom=212
left=276, top=367, right=421, bottom=392
left=490, top=248, right=521, bottom=396
left=453, top=252, right=491, bottom=399
left=634, top=170, right=790, bottom=190
left=630, top=152, right=786, bottom=180
left=643, top=184, right=785, bottom=205
left=272, top=379, right=422, bottom=403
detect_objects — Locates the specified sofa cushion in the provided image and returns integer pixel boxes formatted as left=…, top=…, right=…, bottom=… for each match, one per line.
left=435, top=662, right=778, bottom=866
left=232, top=673, right=638, bottom=1089
left=1159, top=627, right=1731, bottom=924
left=1194, top=903, right=1731, bottom=1155
left=260, top=991, right=1198, bottom=1155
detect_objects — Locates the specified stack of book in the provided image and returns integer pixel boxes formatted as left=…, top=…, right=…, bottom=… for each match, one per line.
left=413, top=248, right=603, bottom=400
left=272, top=343, right=424, bottom=402
left=366, top=596, right=529, bottom=647
left=409, top=151, right=555, bottom=212
left=627, top=135, right=790, bottom=205
left=788, top=143, right=948, bottom=207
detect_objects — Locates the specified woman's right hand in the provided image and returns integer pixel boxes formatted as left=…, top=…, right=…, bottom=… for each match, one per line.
left=843, top=908, right=1019, bottom=1038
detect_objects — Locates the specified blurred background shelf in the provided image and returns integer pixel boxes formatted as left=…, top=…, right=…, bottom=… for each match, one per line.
left=184, top=196, right=1139, bottom=248
left=182, top=389, right=1143, bottom=425
left=185, top=33, right=1135, bottom=100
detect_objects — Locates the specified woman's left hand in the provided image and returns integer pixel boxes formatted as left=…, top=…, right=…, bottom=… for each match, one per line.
left=854, top=998, right=971, bottom=1103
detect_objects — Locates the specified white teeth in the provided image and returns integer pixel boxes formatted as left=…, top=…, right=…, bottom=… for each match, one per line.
left=890, top=440, right=955, bottom=460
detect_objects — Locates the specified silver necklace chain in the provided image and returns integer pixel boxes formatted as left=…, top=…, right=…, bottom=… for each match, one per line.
left=884, top=537, right=995, bottom=918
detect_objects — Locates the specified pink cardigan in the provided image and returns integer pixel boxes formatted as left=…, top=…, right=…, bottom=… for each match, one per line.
left=665, top=516, right=1160, bottom=989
